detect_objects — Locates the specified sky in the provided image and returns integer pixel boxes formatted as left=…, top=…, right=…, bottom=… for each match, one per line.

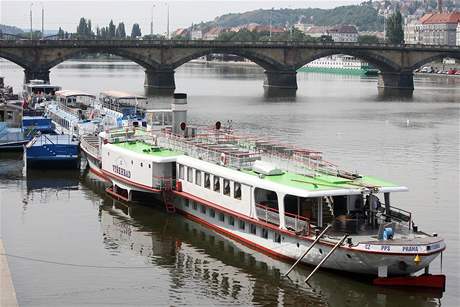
left=0, top=0, right=362, bottom=34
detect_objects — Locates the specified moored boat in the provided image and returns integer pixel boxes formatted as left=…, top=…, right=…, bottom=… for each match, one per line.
left=298, top=55, right=379, bottom=76
left=81, top=93, right=446, bottom=282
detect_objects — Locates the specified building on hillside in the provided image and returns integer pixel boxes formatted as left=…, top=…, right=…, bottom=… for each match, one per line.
left=404, top=19, right=423, bottom=44
left=326, top=25, right=359, bottom=43
left=293, top=23, right=314, bottom=34
left=305, top=26, right=329, bottom=38
left=171, top=28, right=189, bottom=39
left=191, top=29, right=203, bottom=40
left=203, top=27, right=222, bottom=40
left=417, top=11, right=460, bottom=45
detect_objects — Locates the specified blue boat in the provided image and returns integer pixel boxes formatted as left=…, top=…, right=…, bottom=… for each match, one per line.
left=25, top=134, right=80, bottom=169
left=22, top=116, right=55, bottom=134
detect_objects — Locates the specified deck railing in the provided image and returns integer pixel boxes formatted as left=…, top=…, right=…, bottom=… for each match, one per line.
left=255, top=203, right=310, bottom=235
left=80, top=136, right=100, bottom=159
left=152, top=176, right=175, bottom=191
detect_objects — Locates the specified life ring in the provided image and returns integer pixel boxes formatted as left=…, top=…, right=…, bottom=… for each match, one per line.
left=220, top=153, right=228, bottom=166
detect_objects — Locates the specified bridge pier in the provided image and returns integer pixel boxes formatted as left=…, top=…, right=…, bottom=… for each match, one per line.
left=144, top=68, right=175, bottom=95
left=24, top=68, right=50, bottom=84
left=263, top=70, right=298, bottom=90
left=377, top=71, right=414, bottom=95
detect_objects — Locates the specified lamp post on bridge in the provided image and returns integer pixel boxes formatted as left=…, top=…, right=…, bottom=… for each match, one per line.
left=29, top=2, right=33, bottom=39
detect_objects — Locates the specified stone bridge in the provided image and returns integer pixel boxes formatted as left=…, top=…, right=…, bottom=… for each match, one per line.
left=0, top=39, right=459, bottom=94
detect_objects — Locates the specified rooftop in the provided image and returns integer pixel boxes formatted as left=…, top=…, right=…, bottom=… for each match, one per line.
left=420, top=11, right=460, bottom=24
left=113, top=140, right=182, bottom=158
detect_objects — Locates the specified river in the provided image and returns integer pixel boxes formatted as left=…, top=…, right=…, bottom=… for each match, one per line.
left=0, top=59, right=459, bottom=306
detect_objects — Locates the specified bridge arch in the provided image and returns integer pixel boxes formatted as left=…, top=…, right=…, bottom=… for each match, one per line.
left=44, top=48, right=161, bottom=71
left=294, top=49, right=402, bottom=73
left=408, top=52, right=460, bottom=72
left=0, top=50, right=29, bottom=69
left=170, top=48, right=286, bottom=71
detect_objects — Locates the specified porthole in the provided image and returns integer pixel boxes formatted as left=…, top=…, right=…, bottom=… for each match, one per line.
left=346, top=254, right=352, bottom=259
left=319, top=248, right=323, bottom=254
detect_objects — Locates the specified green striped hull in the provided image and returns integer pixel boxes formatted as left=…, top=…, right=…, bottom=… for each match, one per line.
left=297, top=66, right=379, bottom=76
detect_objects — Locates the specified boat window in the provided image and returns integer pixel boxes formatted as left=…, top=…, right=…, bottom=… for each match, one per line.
left=204, top=173, right=210, bottom=189
left=200, top=205, right=206, bottom=214
left=255, top=188, right=278, bottom=223
left=238, top=220, right=245, bottom=230
left=178, top=164, right=184, bottom=180
left=195, top=170, right=202, bottom=186
left=213, top=176, right=220, bottom=192
left=192, top=201, right=197, bottom=210
left=262, top=228, right=268, bottom=239
left=209, top=208, right=215, bottom=218
left=219, top=212, right=225, bottom=222
left=187, top=167, right=193, bottom=183
left=234, top=182, right=241, bottom=199
left=148, top=164, right=151, bottom=169
left=223, top=179, right=230, bottom=196
left=250, top=224, right=257, bottom=235
left=228, top=216, right=235, bottom=226
left=184, top=199, right=189, bottom=207
left=274, top=232, right=281, bottom=243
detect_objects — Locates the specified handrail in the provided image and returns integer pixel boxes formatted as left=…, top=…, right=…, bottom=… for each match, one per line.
left=256, top=203, right=309, bottom=222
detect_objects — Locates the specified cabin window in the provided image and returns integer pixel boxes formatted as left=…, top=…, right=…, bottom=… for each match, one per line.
left=148, top=164, right=151, bottom=169
left=219, top=213, right=225, bottom=222
left=213, top=176, right=220, bottom=192
left=262, top=228, right=268, bottom=239
left=195, top=170, right=202, bottom=186
left=234, top=182, right=241, bottom=199
left=239, top=220, right=245, bottom=230
left=131, top=160, right=133, bottom=165
left=209, top=208, right=215, bottom=218
left=228, top=216, right=235, bottom=226
left=200, top=205, right=206, bottom=214
left=178, top=164, right=184, bottom=180
left=274, top=232, right=281, bottom=243
left=184, top=199, right=189, bottom=207
left=140, top=162, right=143, bottom=167
left=204, top=173, right=210, bottom=189
left=223, top=179, right=230, bottom=196
left=192, top=201, right=198, bottom=210
left=250, top=224, right=257, bottom=235
left=187, top=167, right=193, bottom=183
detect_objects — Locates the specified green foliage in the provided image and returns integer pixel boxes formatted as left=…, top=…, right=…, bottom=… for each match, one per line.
left=131, top=23, right=142, bottom=38
left=216, top=28, right=320, bottom=42
left=358, top=34, right=380, bottom=44
left=116, top=22, right=126, bottom=38
left=206, top=5, right=384, bottom=32
left=76, top=17, right=94, bottom=38
left=386, top=11, right=404, bottom=44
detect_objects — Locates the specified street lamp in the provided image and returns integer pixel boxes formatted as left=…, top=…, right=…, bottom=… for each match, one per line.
left=29, top=2, right=33, bottom=39
left=41, top=2, right=44, bottom=39
left=269, top=8, right=273, bottom=41
left=150, top=4, right=156, bottom=38
left=166, top=2, right=170, bottom=39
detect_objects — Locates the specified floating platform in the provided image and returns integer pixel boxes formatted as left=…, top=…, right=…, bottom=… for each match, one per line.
left=26, top=134, right=80, bottom=169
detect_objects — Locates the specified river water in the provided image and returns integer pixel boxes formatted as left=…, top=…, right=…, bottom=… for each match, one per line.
left=1, top=59, right=459, bottom=306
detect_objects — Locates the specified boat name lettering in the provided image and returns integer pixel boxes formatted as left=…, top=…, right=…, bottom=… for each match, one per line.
left=381, top=245, right=391, bottom=251
left=113, top=164, right=131, bottom=178
left=402, top=246, right=418, bottom=252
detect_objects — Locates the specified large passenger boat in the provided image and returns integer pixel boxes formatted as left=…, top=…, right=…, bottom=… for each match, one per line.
left=81, top=94, right=445, bottom=283
left=298, top=55, right=379, bottom=76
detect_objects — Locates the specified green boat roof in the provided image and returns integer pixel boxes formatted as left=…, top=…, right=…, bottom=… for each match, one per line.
left=112, top=141, right=182, bottom=158
left=241, top=169, right=402, bottom=192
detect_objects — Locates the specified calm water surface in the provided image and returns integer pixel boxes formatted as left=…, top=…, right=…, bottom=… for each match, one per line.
left=0, top=59, right=459, bottom=306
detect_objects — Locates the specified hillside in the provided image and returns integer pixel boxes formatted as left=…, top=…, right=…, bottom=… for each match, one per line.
left=201, top=4, right=384, bottom=32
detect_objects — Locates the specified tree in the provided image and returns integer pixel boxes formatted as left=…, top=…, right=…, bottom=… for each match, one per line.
left=131, top=23, right=142, bottom=38
left=108, top=20, right=116, bottom=38
left=115, top=22, right=126, bottom=38
left=358, top=34, right=380, bottom=44
left=386, top=11, right=404, bottom=44
left=57, top=27, right=65, bottom=39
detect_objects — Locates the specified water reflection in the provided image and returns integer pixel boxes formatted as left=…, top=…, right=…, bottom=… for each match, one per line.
left=82, top=174, right=443, bottom=306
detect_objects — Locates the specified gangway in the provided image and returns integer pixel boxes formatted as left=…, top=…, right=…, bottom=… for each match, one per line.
left=284, top=224, right=332, bottom=277
left=304, top=234, right=349, bottom=283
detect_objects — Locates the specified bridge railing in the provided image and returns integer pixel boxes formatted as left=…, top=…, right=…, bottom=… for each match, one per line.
left=0, top=37, right=458, bottom=51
